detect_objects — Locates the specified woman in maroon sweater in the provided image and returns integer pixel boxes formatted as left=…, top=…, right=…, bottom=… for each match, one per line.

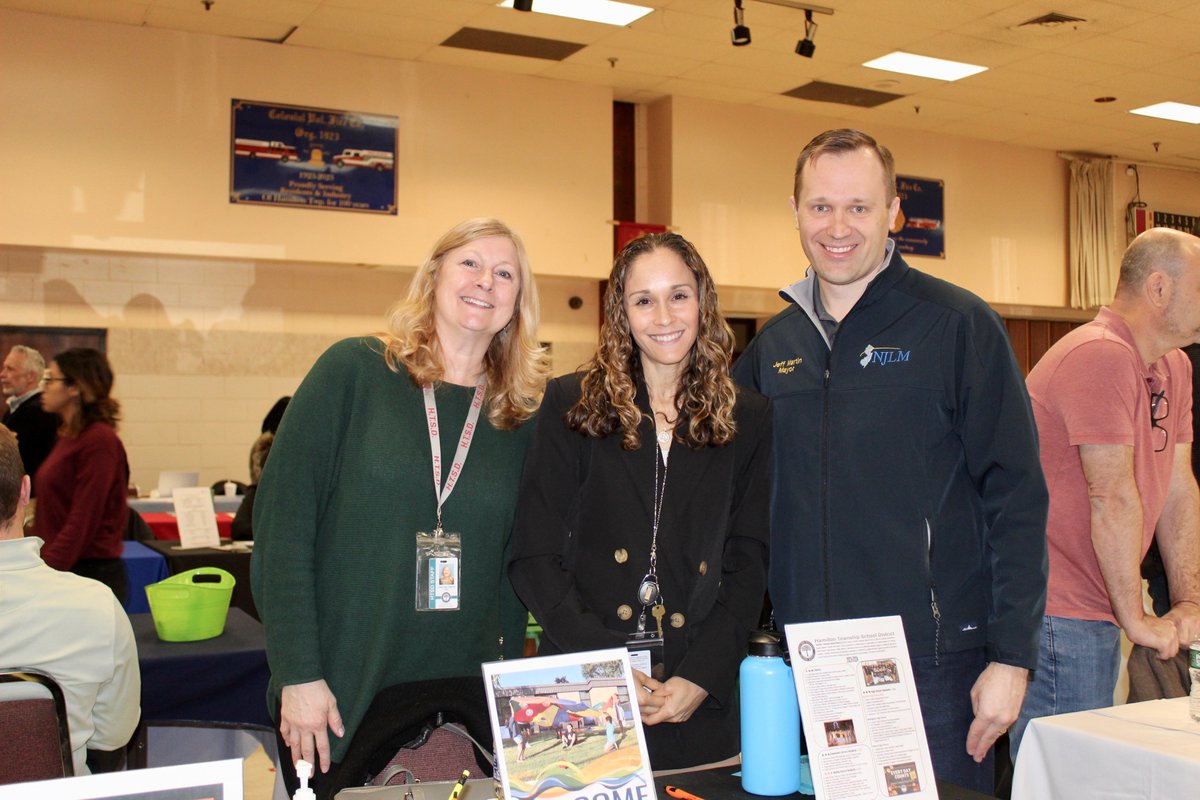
left=34, top=348, right=129, bottom=601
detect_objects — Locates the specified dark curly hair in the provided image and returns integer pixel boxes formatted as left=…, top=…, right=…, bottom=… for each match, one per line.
left=566, top=232, right=737, bottom=450
left=52, top=348, right=121, bottom=437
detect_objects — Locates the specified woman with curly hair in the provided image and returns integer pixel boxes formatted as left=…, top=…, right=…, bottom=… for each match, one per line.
left=252, top=218, right=550, bottom=798
left=34, top=347, right=130, bottom=601
left=509, top=232, right=772, bottom=769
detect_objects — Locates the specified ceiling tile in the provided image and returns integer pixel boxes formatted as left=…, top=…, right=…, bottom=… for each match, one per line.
left=419, top=41, right=554, bottom=76
left=301, top=5, right=455, bottom=38
left=567, top=45, right=702, bottom=76
left=677, top=61, right=802, bottom=94
left=656, top=76, right=770, bottom=105
left=286, top=26, right=434, bottom=60
left=545, top=62, right=667, bottom=92
left=4, top=0, right=149, bottom=24
left=1003, top=50, right=1130, bottom=82
left=145, top=7, right=295, bottom=39
left=1115, top=10, right=1200, bottom=46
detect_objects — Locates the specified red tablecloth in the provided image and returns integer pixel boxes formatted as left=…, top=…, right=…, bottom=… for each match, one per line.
left=141, top=512, right=234, bottom=541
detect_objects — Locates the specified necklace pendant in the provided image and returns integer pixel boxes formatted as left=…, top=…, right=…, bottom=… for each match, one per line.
left=638, top=575, right=660, bottom=606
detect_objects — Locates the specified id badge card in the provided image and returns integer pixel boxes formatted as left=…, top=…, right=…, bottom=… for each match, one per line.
left=415, top=529, right=462, bottom=611
left=626, top=631, right=664, bottom=680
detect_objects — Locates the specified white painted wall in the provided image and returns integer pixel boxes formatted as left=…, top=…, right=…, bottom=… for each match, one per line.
left=662, top=96, right=1072, bottom=306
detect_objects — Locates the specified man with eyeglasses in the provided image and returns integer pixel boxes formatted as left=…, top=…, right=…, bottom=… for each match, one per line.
left=1013, top=227, right=1200, bottom=755
left=0, top=345, right=58, bottom=496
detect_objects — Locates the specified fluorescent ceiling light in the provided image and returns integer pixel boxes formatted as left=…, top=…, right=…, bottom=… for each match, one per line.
left=863, top=51, right=987, bottom=81
left=1129, top=102, right=1200, bottom=124
left=498, top=0, right=653, bottom=26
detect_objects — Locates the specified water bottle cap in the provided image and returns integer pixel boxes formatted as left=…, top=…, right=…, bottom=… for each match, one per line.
left=747, top=630, right=786, bottom=657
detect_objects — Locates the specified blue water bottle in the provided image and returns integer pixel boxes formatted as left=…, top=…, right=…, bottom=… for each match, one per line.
left=740, top=630, right=802, bottom=795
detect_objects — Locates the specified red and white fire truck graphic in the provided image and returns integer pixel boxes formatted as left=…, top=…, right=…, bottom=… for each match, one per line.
left=332, top=148, right=395, bottom=171
left=234, top=138, right=300, bottom=162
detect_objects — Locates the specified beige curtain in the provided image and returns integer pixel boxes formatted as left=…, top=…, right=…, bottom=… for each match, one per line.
left=1069, top=158, right=1117, bottom=309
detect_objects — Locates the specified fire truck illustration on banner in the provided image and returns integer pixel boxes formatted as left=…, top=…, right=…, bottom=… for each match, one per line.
left=234, top=138, right=300, bottom=162
left=332, top=148, right=395, bottom=171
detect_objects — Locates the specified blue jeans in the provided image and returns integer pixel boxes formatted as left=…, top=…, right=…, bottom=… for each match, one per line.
left=1009, top=615, right=1121, bottom=758
left=911, top=647, right=993, bottom=794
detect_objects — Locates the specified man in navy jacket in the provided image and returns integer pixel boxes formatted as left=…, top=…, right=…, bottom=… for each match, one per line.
left=733, top=128, right=1048, bottom=793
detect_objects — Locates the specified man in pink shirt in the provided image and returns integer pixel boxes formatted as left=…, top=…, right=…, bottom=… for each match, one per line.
left=1014, top=227, right=1200, bottom=754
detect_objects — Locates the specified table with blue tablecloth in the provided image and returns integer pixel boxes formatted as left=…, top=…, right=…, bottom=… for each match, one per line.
left=130, top=607, right=271, bottom=727
left=129, top=608, right=285, bottom=797
left=120, top=540, right=169, bottom=614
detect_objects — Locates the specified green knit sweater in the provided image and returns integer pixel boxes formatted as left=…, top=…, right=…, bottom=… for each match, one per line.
left=250, top=337, right=533, bottom=762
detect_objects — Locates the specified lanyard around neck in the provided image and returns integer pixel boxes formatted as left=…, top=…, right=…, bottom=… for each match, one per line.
left=422, top=382, right=485, bottom=533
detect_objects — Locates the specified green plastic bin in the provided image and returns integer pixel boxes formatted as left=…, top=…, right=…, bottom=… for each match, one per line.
left=145, top=567, right=236, bottom=642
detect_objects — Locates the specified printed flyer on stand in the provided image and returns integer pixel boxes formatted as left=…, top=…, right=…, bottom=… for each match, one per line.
left=784, top=616, right=938, bottom=799
left=483, top=648, right=657, bottom=800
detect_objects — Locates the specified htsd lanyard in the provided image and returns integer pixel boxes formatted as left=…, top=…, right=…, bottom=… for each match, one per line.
left=423, top=382, right=485, bottom=534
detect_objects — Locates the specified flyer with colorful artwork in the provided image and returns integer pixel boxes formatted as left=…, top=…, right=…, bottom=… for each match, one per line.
left=483, top=648, right=657, bottom=800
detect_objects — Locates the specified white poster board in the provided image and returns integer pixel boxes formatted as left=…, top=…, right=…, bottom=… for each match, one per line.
left=784, top=616, right=938, bottom=800
left=0, top=758, right=242, bottom=799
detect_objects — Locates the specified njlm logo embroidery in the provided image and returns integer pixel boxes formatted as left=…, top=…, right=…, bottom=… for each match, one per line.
left=859, top=344, right=910, bottom=368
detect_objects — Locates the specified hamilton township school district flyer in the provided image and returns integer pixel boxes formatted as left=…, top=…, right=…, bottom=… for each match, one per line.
left=784, top=616, right=938, bottom=800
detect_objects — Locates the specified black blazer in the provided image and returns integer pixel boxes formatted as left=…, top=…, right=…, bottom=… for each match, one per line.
left=2, top=392, right=59, bottom=496
left=509, top=372, right=772, bottom=769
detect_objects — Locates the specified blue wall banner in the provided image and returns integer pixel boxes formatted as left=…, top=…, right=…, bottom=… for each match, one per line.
left=889, top=175, right=944, bottom=258
left=230, top=99, right=398, bottom=214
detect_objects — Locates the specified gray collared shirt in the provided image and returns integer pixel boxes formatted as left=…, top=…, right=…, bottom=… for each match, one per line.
left=5, top=388, right=40, bottom=414
left=809, top=239, right=897, bottom=347
left=811, top=280, right=840, bottom=346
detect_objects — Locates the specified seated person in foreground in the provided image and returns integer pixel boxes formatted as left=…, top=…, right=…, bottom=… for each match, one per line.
left=0, top=425, right=140, bottom=774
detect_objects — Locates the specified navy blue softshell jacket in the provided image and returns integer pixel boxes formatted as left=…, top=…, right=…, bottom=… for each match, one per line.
left=732, top=250, right=1048, bottom=668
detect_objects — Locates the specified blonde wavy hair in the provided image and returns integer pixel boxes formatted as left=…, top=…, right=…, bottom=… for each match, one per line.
left=377, top=218, right=550, bottom=429
left=566, top=232, right=737, bottom=450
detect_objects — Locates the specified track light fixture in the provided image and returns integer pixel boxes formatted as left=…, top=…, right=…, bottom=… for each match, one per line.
left=731, top=0, right=751, bottom=46
left=795, top=8, right=816, bottom=57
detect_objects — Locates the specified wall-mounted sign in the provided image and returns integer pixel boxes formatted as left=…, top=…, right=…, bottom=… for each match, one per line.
left=1153, top=210, right=1199, bottom=234
left=890, top=175, right=944, bottom=259
left=229, top=99, right=398, bottom=214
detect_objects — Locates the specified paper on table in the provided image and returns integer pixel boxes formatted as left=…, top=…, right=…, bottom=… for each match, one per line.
left=171, top=486, right=222, bottom=549
left=783, top=616, right=938, bottom=800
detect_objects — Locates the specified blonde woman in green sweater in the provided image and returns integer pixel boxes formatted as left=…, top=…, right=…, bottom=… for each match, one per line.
left=251, top=218, right=549, bottom=799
